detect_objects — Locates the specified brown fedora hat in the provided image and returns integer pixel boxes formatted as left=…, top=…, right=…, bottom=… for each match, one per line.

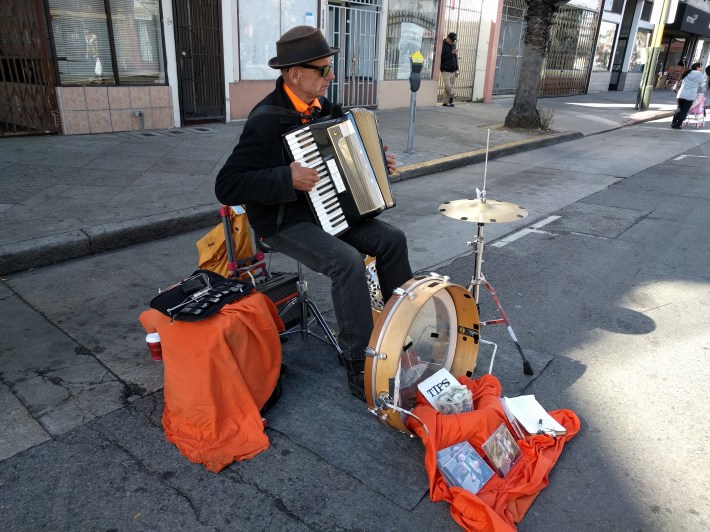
left=268, top=26, right=339, bottom=69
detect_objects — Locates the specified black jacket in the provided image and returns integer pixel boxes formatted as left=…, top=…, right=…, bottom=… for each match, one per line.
left=441, top=40, right=458, bottom=73
left=215, top=76, right=334, bottom=237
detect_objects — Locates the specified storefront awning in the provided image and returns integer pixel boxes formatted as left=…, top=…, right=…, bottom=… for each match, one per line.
left=666, top=3, right=710, bottom=37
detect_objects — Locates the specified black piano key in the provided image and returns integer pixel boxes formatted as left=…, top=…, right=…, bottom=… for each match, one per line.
left=314, top=184, right=335, bottom=197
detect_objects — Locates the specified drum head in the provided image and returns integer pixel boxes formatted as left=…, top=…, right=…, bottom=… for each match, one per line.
left=365, top=275, right=480, bottom=434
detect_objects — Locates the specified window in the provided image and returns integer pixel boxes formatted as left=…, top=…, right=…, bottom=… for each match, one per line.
left=629, top=29, right=651, bottom=72
left=238, top=0, right=318, bottom=80
left=593, top=21, right=617, bottom=71
left=48, top=0, right=165, bottom=86
left=640, top=0, right=653, bottom=21
left=603, top=0, right=625, bottom=14
left=384, top=0, right=439, bottom=80
left=109, top=0, right=165, bottom=84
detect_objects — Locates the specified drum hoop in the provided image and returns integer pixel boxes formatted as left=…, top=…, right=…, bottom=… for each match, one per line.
left=370, top=275, right=450, bottom=401
left=367, top=275, right=479, bottom=434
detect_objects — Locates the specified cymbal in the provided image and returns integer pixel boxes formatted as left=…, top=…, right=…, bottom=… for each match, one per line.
left=439, top=198, right=528, bottom=223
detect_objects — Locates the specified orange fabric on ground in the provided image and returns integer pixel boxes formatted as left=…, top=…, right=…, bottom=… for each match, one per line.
left=140, top=292, right=284, bottom=473
left=410, top=374, right=580, bottom=531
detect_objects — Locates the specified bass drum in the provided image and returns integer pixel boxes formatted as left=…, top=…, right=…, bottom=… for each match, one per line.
left=365, top=274, right=480, bottom=435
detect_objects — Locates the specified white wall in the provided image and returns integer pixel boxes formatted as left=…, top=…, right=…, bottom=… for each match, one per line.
left=161, top=1, right=180, bottom=128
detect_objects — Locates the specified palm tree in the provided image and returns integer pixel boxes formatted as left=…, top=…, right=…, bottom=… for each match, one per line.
left=504, top=0, right=570, bottom=129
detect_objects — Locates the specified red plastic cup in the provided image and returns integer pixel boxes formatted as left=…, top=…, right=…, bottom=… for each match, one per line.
left=146, top=332, right=162, bottom=361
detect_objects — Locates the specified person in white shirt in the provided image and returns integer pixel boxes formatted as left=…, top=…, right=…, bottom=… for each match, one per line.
left=671, top=62, right=706, bottom=129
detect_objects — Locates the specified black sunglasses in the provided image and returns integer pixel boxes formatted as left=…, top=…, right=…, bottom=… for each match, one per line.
left=298, top=63, right=333, bottom=78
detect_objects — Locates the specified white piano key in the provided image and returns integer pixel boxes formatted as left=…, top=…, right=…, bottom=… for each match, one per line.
left=290, top=143, right=318, bottom=159
left=325, top=159, right=346, bottom=194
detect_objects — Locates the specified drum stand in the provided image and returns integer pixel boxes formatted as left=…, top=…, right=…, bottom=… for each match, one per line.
left=468, top=222, right=533, bottom=375
left=221, top=207, right=341, bottom=355
left=279, top=261, right=342, bottom=355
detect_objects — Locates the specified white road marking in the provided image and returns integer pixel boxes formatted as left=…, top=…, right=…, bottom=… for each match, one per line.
left=492, top=215, right=560, bottom=248
left=530, top=215, right=561, bottom=229
left=673, top=155, right=710, bottom=161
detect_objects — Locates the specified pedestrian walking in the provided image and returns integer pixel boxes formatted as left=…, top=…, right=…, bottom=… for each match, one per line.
left=671, top=62, right=706, bottom=129
left=440, top=32, right=459, bottom=107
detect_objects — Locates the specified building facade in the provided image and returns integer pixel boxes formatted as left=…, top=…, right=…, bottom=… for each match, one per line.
left=3, top=0, right=709, bottom=137
left=593, top=0, right=710, bottom=92
left=0, top=0, right=178, bottom=136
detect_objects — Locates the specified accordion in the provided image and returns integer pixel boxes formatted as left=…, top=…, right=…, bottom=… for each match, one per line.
left=283, top=108, right=395, bottom=236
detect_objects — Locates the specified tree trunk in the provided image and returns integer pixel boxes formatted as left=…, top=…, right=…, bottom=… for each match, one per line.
left=504, top=0, right=561, bottom=129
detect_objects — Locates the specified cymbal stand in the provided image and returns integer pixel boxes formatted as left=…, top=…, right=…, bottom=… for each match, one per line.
left=467, top=221, right=534, bottom=375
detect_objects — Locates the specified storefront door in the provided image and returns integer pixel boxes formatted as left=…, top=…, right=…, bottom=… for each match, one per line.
left=438, top=0, right=484, bottom=103
left=172, top=0, right=225, bottom=122
left=327, top=1, right=382, bottom=108
left=493, top=0, right=527, bottom=95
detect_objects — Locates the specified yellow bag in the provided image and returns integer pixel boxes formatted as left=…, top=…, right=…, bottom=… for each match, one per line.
left=196, top=207, right=254, bottom=278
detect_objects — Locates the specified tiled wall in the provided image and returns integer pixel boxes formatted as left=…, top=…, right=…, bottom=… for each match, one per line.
left=588, top=71, right=611, bottom=93
left=57, top=86, right=175, bottom=135
left=621, top=72, right=643, bottom=91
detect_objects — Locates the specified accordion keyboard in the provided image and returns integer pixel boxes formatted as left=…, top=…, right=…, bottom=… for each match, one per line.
left=285, top=128, right=350, bottom=235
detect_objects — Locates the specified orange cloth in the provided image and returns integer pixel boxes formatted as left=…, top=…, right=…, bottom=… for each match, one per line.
left=140, top=292, right=284, bottom=472
left=410, top=374, right=580, bottom=531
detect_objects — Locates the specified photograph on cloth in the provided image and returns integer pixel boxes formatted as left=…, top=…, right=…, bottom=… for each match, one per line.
left=437, top=441, right=494, bottom=495
left=482, top=423, right=522, bottom=476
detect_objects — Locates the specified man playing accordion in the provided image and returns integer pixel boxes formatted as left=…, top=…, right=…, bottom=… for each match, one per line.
left=215, top=26, right=412, bottom=399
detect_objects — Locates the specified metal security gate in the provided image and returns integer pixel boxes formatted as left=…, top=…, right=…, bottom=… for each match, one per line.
left=0, top=0, right=60, bottom=136
left=172, top=0, right=224, bottom=122
left=438, top=0, right=483, bottom=102
left=328, top=0, right=381, bottom=108
left=494, top=1, right=599, bottom=97
left=539, top=6, right=598, bottom=97
left=493, top=0, right=526, bottom=96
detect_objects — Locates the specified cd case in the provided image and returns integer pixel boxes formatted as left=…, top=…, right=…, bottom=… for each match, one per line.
left=436, top=441, right=494, bottom=495
left=482, top=423, right=522, bottom=476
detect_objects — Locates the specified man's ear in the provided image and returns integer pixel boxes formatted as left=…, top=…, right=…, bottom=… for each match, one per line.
left=284, top=66, right=300, bottom=86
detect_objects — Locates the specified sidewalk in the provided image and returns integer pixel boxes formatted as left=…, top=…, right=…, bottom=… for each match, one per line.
left=0, top=89, right=680, bottom=275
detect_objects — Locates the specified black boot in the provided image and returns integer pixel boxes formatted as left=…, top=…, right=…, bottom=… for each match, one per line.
left=343, top=358, right=366, bottom=402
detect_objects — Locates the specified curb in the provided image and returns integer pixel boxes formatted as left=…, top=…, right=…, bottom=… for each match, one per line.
left=1, top=205, right=220, bottom=276
left=394, top=131, right=584, bottom=181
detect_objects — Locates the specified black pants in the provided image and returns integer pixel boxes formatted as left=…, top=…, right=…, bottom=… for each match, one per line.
left=671, top=98, right=694, bottom=128
left=265, top=219, right=412, bottom=361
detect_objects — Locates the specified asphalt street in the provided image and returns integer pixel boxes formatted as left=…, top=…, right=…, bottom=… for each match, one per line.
left=1, top=111, right=709, bottom=530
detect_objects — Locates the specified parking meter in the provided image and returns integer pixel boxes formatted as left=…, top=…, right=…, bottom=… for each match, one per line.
left=409, top=51, right=424, bottom=92
left=405, top=51, right=424, bottom=153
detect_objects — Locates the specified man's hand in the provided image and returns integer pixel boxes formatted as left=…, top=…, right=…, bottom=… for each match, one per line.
left=291, top=161, right=320, bottom=191
left=383, top=145, right=397, bottom=175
